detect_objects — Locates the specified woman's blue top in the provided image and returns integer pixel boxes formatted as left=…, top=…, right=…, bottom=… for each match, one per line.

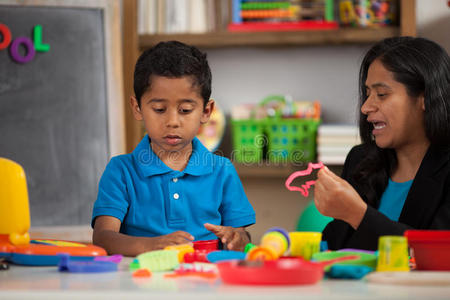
left=378, top=179, right=413, bottom=221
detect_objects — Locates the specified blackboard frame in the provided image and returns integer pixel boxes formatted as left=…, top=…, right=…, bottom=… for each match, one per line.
left=0, top=0, right=126, bottom=226
left=1, top=0, right=125, bottom=156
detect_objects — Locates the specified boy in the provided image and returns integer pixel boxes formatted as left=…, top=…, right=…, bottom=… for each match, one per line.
left=92, top=41, right=255, bottom=256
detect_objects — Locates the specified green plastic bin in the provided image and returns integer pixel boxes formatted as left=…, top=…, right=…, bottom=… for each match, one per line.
left=266, top=118, right=320, bottom=163
left=231, top=119, right=266, bottom=163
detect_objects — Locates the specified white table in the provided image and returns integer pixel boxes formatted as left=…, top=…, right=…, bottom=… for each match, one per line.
left=1, top=259, right=450, bottom=300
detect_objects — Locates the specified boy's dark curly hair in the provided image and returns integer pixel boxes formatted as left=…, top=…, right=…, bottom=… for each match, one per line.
left=133, top=41, right=212, bottom=107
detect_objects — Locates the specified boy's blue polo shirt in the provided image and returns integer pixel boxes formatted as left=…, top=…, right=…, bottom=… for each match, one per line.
left=92, top=135, right=255, bottom=241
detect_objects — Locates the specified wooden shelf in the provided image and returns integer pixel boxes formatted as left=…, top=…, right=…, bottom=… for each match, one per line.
left=234, top=162, right=343, bottom=178
left=235, top=163, right=303, bottom=178
left=139, top=27, right=399, bottom=49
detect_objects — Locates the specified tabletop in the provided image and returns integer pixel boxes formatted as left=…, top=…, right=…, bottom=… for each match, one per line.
left=1, top=258, right=450, bottom=300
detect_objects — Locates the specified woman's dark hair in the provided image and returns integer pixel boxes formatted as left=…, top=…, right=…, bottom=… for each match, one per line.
left=133, top=41, right=212, bottom=107
left=354, top=36, right=450, bottom=206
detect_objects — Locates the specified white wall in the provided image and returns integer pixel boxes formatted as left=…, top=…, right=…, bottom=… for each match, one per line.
left=208, top=45, right=365, bottom=124
left=417, top=0, right=450, bottom=53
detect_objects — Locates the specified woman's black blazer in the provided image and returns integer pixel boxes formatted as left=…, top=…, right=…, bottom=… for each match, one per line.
left=322, top=145, right=450, bottom=251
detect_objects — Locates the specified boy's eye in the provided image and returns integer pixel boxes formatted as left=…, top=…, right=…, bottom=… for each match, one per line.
left=179, top=107, right=193, bottom=114
left=377, top=93, right=387, bottom=98
left=153, top=108, right=165, bottom=113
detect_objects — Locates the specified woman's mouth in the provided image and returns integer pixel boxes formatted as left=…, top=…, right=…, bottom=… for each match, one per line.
left=371, top=121, right=386, bottom=135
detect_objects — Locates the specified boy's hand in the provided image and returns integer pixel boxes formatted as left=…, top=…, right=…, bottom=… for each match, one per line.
left=150, top=231, right=194, bottom=249
left=204, top=223, right=250, bottom=251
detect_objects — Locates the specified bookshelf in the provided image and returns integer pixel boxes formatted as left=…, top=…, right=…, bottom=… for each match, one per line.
left=122, top=0, right=416, bottom=153
left=139, top=27, right=399, bottom=48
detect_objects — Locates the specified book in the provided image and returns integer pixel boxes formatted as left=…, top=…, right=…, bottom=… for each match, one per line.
left=317, top=145, right=354, bottom=155
left=318, top=154, right=347, bottom=165
left=165, top=0, right=188, bottom=33
left=137, top=0, right=146, bottom=34
left=189, top=0, right=208, bottom=33
left=146, top=0, right=157, bottom=34
left=318, top=124, right=359, bottom=136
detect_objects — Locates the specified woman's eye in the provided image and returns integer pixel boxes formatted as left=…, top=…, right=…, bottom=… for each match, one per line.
left=377, top=93, right=387, bottom=98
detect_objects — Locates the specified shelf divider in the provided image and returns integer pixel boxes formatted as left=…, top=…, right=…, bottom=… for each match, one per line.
left=139, top=27, right=400, bottom=49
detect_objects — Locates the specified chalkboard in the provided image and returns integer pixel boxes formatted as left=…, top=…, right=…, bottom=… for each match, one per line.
left=0, top=1, right=125, bottom=226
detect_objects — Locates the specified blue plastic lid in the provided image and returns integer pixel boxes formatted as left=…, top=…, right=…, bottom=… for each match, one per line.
left=206, top=250, right=246, bottom=263
left=58, top=254, right=118, bottom=273
left=327, top=265, right=374, bottom=279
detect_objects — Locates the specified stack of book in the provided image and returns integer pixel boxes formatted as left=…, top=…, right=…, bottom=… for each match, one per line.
left=137, top=0, right=229, bottom=34
left=317, top=125, right=361, bottom=165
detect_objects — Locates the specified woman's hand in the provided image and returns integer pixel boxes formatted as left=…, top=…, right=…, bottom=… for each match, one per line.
left=314, top=166, right=367, bottom=229
left=204, top=223, right=250, bottom=251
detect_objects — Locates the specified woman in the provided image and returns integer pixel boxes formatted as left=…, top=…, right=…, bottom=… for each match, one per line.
left=315, top=36, right=450, bottom=250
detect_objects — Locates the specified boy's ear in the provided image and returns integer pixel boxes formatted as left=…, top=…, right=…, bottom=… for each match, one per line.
left=201, top=99, right=215, bottom=124
left=130, top=96, right=143, bottom=121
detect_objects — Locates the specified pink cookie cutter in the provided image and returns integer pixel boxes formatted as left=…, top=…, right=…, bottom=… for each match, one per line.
left=285, top=162, right=324, bottom=197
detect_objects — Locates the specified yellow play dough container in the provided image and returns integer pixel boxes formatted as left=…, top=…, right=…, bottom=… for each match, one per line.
left=0, top=158, right=30, bottom=245
left=289, top=232, right=322, bottom=260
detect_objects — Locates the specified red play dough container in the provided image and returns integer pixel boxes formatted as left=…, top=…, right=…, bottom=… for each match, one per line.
left=193, top=239, right=219, bottom=251
left=404, top=230, right=450, bottom=270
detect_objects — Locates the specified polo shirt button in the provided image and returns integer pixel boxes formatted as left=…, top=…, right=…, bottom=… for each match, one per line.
left=172, top=178, right=178, bottom=183
left=173, top=193, right=179, bottom=199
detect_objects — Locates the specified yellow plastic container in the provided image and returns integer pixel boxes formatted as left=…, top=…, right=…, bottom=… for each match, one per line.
left=0, top=158, right=30, bottom=245
left=377, top=236, right=410, bottom=272
left=289, top=232, right=322, bottom=260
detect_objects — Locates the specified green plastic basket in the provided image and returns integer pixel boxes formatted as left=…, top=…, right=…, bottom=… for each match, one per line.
left=266, top=118, right=320, bottom=163
left=231, top=119, right=266, bottom=163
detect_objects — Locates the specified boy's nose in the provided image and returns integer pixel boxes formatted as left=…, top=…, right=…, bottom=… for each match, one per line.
left=166, top=110, right=180, bottom=127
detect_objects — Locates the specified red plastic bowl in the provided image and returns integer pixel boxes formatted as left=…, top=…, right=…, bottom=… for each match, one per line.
left=217, top=258, right=324, bottom=285
left=404, top=230, right=450, bottom=270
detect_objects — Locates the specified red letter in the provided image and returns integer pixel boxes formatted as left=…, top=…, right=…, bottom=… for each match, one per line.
left=0, top=23, right=12, bottom=50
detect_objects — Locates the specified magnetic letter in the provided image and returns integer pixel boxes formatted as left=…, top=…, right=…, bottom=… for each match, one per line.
left=0, top=23, right=12, bottom=50
left=10, top=37, right=36, bottom=64
left=33, top=25, right=50, bottom=52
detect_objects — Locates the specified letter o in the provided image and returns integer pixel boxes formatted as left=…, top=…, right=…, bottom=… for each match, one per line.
left=10, top=37, right=35, bottom=64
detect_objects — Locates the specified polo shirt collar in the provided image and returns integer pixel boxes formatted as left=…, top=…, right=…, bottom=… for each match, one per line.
left=184, top=137, right=214, bottom=176
left=133, top=135, right=213, bottom=177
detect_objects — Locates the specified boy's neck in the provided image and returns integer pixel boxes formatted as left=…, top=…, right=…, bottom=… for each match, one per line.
left=151, top=142, right=193, bottom=172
